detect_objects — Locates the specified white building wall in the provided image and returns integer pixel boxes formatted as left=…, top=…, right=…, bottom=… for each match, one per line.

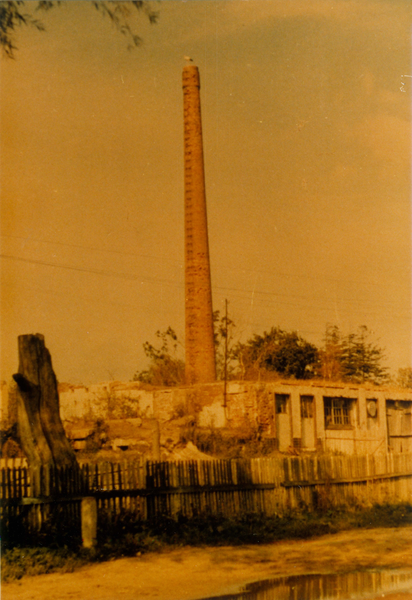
left=58, top=382, right=154, bottom=422
left=1, top=378, right=411, bottom=455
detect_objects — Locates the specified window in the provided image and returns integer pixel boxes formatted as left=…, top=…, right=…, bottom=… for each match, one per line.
left=324, top=397, right=353, bottom=429
left=387, top=400, right=412, bottom=436
left=275, top=394, right=289, bottom=414
left=403, top=409, right=412, bottom=435
left=301, top=395, right=314, bottom=418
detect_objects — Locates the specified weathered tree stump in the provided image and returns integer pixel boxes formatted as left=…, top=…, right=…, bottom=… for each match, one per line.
left=13, top=334, right=78, bottom=474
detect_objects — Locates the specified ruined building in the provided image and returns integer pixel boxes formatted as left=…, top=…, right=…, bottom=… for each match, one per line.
left=10, top=379, right=409, bottom=456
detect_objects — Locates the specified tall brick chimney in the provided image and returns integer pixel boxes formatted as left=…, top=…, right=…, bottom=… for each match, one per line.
left=183, top=64, right=216, bottom=384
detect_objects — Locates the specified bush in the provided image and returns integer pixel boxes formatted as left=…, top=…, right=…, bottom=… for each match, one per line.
left=3, top=503, right=411, bottom=582
left=191, top=427, right=277, bottom=459
left=2, top=547, right=84, bottom=581
left=1, top=503, right=82, bottom=550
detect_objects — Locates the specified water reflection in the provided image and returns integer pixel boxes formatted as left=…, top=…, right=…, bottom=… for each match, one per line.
left=201, top=570, right=412, bottom=600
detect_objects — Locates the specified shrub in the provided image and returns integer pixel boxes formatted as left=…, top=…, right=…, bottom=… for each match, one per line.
left=3, top=503, right=411, bottom=581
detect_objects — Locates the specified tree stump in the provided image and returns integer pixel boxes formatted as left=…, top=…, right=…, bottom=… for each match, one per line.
left=13, top=334, right=78, bottom=475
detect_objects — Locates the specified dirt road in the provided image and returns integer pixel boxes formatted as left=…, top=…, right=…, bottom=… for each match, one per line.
left=3, top=527, right=412, bottom=600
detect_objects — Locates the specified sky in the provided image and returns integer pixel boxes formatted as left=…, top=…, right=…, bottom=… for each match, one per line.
left=1, top=0, right=411, bottom=384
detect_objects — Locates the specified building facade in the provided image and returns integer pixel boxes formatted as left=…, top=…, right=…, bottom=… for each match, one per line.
left=2, top=379, right=411, bottom=455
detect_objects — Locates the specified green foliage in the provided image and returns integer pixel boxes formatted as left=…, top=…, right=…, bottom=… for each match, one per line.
left=1, top=547, right=83, bottom=581
left=134, top=321, right=390, bottom=386
left=3, top=503, right=412, bottom=581
left=352, top=503, right=412, bottom=529
left=189, top=426, right=276, bottom=459
left=318, top=324, right=388, bottom=385
left=2, top=501, right=82, bottom=550
left=319, top=324, right=344, bottom=381
left=340, top=325, right=388, bottom=384
left=234, top=327, right=319, bottom=380
left=91, top=1, right=158, bottom=47
left=319, top=324, right=388, bottom=385
left=84, top=418, right=109, bottom=453
left=0, top=0, right=158, bottom=58
left=0, top=421, right=22, bottom=457
left=134, top=312, right=238, bottom=386
left=213, top=308, right=237, bottom=380
left=396, top=367, right=412, bottom=389
left=0, top=1, right=46, bottom=57
left=1, top=437, right=22, bottom=457
left=133, top=327, right=185, bottom=386
left=93, top=502, right=412, bottom=547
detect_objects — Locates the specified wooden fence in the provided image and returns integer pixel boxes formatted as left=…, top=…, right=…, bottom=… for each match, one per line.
left=0, top=458, right=28, bottom=469
left=1, top=454, right=412, bottom=544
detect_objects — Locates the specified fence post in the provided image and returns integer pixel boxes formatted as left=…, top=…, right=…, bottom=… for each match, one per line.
left=81, top=497, right=97, bottom=549
left=151, top=420, right=161, bottom=461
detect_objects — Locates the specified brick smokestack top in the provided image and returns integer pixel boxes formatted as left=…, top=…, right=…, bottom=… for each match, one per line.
left=183, top=65, right=216, bottom=385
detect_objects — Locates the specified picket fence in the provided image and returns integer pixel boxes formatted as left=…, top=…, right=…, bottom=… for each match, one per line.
left=1, top=454, right=412, bottom=543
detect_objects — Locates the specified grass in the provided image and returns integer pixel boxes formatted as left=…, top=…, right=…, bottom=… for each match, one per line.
left=1, top=547, right=85, bottom=582
left=2, top=502, right=412, bottom=583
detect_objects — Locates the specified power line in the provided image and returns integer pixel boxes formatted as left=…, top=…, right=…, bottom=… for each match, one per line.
left=2, top=233, right=407, bottom=290
left=0, top=254, right=182, bottom=287
left=1, top=234, right=181, bottom=266
left=212, top=285, right=410, bottom=315
left=212, top=282, right=408, bottom=309
left=1, top=280, right=178, bottom=317
left=2, top=253, right=410, bottom=316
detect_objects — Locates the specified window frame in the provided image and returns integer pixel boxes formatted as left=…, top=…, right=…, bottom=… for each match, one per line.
left=324, top=396, right=354, bottom=430
left=300, top=395, right=314, bottom=419
left=275, top=393, right=289, bottom=415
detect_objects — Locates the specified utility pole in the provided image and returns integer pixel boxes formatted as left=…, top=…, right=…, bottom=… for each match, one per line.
left=223, top=299, right=228, bottom=411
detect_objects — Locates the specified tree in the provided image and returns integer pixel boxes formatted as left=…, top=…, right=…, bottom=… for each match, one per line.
left=396, top=367, right=412, bottom=389
left=133, top=313, right=238, bottom=386
left=234, top=327, right=319, bottom=381
left=318, top=324, right=343, bottom=381
left=340, top=325, right=388, bottom=385
left=133, top=327, right=185, bottom=387
left=318, top=324, right=388, bottom=385
left=0, top=0, right=158, bottom=58
left=213, top=308, right=237, bottom=381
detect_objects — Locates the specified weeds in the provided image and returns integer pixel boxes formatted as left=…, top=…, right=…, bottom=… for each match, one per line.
left=1, top=547, right=84, bottom=581
left=2, top=503, right=411, bottom=583
left=2, top=503, right=82, bottom=550
left=192, top=427, right=277, bottom=458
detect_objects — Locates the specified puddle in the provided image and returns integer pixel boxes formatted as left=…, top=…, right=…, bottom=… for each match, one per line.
left=200, top=570, right=412, bottom=600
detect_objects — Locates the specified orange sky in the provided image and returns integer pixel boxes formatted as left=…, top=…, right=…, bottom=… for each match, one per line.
left=1, top=0, right=411, bottom=384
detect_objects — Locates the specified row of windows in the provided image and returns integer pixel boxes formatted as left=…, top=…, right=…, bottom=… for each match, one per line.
left=274, top=394, right=379, bottom=429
